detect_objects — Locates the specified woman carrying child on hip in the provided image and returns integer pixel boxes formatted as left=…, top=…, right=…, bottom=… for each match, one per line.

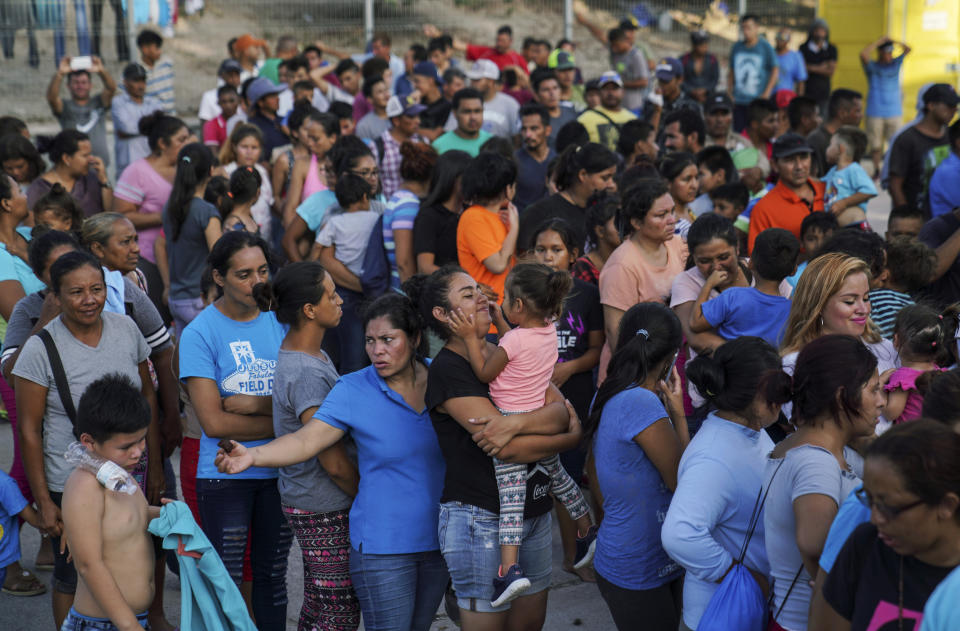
left=448, top=262, right=598, bottom=607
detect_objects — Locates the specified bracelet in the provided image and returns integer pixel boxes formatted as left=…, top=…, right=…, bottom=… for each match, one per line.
left=100, top=180, right=112, bottom=189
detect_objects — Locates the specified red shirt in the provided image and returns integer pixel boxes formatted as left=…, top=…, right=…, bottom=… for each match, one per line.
left=466, top=44, right=529, bottom=74
left=748, top=178, right=825, bottom=253
left=202, top=115, right=227, bottom=149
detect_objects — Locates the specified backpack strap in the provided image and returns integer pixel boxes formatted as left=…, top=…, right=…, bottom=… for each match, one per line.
left=587, top=107, right=623, bottom=131
left=36, top=329, right=79, bottom=437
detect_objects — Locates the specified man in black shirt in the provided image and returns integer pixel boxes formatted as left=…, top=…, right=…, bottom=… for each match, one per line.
left=919, top=206, right=960, bottom=309
left=246, top=77, right=289, bottom=162
left=800, top=19, right=838, bottom=114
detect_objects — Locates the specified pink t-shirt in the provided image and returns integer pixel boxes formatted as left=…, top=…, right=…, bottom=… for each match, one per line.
left=885, top=366, right=946, bottom=424
left=489, top=323, right=558, bottom=412
left=113, top=158, right=172, bottom=263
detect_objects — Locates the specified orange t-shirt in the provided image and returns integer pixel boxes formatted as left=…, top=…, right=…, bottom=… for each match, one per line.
left=597, top=236, right=688, bottom=382
left=457, top=204, right=514, bottom=304
left=747, top=179, right=825, bottom=253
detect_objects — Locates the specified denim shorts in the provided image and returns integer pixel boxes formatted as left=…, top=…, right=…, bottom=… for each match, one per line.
left=438, top=501, right=552, bottom=613
left=60, top=608, right=149, bottom=631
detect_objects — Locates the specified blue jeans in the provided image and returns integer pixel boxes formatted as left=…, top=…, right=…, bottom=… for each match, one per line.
left=196, top=478, right=294, bottom=631
left=168, top=296, right=206, bottom=341
left=349, top=547, right=448, bottom=631
left=60, top=609, right=148, bottom=631
left=53, top=0, right=92, bottom=64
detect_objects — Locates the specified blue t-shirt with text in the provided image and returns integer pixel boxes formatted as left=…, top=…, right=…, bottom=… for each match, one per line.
left=179, top=305, right=286, bottom=480
left=730, top=39, right=778, bottom=104
left=823, top=162, right=877, bottom=215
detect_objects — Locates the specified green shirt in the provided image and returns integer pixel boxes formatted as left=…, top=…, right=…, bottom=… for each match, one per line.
left=258, top=58, right=282, bottom=84
left=431, top=129, right=493, bottom=157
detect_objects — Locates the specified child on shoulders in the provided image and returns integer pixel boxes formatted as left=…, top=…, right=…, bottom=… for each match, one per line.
left=690, top=227, right=800, bottom=347
left=822, top=126, right=877, bottom=229
left=786, top=211, right=837, bottom=287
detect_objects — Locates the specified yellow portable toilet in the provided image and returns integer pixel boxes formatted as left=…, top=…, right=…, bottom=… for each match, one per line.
left=818, top=0, right=959, bottom=124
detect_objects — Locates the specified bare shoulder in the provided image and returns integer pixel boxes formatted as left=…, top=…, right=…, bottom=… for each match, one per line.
left=63, top=469, right=105, bottom=511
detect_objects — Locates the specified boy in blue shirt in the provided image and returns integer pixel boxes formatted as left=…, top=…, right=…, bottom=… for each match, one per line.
left=690, top=227, right=800, bottom=346
left=822, top=125, right=878, bottom=228
left=0, top=469, right=42, bottom=591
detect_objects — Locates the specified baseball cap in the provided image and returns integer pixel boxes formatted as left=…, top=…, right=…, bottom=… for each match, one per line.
left=386, top=94, right=427, bottom=118
left=466, top=59, right=500, bottom=81
left=690, top=30, right=709, bottom=45
left=597, top=71, right=623, bottom=88
left=655, top=57, right=683, bottom=81
left=218, top=59, right=243, bottom=76
left=246, top=77, right=284, bottom=105
left=705, top=92, right=733, bottom=114
left=235, top=33, right=267, bottom=54
left=413, top=61, right=444, bottom=86
left=619, top=15, right=639, bottom=31
left=122, top=63, right=147, bottom=81
left=923, top=83, right=960, bottom=107
left=585, top=78, right=601, bottom=93
left=772, top=133, right=814, bottom=159
left=548, top=49, right=576, bottom=70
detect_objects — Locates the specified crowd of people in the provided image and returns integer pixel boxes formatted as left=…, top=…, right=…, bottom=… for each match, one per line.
left=2, top=10, right=960, bottom=631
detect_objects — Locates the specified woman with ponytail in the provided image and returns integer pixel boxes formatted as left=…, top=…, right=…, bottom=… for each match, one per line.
left=178, top=231, right=294, bottom=630
left=216, top=283, right=449, bottom=631
left=220, top=166, right=263, bottom=234
left=518, top=142, right=617, bottom=253
left=160, top=142, right=220, bottom=336
left=662, top=337, right=792, bottom=631
left=587, top=302, right=688, bottom=631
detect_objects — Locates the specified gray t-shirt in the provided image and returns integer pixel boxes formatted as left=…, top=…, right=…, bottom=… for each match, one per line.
left=163, top=198, right=221, bottom=301
left=482, top=92, right=521, bottom=138
left=273, top=349, right=353, bottom=513
left=315, top=209, right=380, bottom=277
left=58, top=94, right=111, bottom=167
left=763, top=444, right=863, bottom=631
left=1, top=277, right=171, bottom=370
left=356, top=112, right=391, bottom=141
left=611, top=47, right=650, bottom=112
left=548, top=106, right=578, bottom=149
left=12, top=312, right=150, bottom=492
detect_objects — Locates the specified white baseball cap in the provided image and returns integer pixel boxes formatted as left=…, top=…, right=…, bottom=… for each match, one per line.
left=466, top=59, right=500, bottom=81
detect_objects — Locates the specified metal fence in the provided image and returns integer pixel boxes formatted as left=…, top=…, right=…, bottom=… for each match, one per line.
left=0, top=0, right=817, bottom=122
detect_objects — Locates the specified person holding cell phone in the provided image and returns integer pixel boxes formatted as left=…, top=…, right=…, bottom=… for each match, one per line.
left=47, top=55, right=117, bottom=168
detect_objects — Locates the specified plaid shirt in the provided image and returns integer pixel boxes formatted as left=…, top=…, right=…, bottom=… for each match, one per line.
left=376, top=130, right=426, bottom=199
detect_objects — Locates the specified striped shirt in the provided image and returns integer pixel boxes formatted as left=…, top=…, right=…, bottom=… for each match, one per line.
left=868, top=288, right=914, bottom=339
left=383, top=189, right=420, bottom=290
left=145, top=56, right=176, bottom=114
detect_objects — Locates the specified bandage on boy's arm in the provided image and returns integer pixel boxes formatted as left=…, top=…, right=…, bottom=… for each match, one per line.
left=62, top=474, right=145, bottom=631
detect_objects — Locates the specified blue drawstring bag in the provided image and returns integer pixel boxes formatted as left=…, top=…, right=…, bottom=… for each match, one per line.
left=697, top=459, right=785, bottom=631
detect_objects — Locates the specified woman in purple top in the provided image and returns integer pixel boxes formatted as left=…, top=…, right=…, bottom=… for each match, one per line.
left=28, top=130, right=111, bottom=218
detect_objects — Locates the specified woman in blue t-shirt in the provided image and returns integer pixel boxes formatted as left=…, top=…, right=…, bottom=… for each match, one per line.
left=179, top=231, right=293, bottom=630
left=214, top=289, right=447, bottom=631
left=587, top=302, right=689, bottom=631
left=161, top=142, right=222, bottom=338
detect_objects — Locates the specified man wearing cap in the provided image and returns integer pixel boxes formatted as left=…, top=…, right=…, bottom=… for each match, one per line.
left=888, top=83, right=958, bottom=210
left=774, top=29, right=806, bottom=95
left=531, top=68, right=576, bottom=149
left=234, top=33, right=269, bottom=81
left=800, top=19, right=837, bottom=115
left=656, top=57, right=703, bottom=118
left=608, top=27, right=649, bottom=114
left=424, top=24, right=528, bottom=76
left=748, top=133, right=824, bottom=252
left=47, top=54, right=117, bottom=167
left=860, top=36, right=911, bottom=174
left=703, top=93, right=756, bottom=154
left=111, top=63, right=164, bottom=176
left=466, top=59, right=520, bottom=138
left=375, top=95, right=428, bottom=199
left=432, top=87, right=490, bottom=156
left=246, top=77, right=289, bottom=162
left=411, top=61, right=451, bottom=142
left=728, top=14, right=779, bottom=131
left=681, top=31, right=719, bottom=103
left=198, top=59, right=243, bottom=127
left=577, top=71, right=637, bottom=152
left=548, top=50, right=585, bottom=112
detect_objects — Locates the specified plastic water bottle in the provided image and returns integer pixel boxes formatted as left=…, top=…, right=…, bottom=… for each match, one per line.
left=64, top=442, right=139, bottom=494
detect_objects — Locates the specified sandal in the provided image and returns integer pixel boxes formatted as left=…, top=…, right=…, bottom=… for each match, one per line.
left=2, top=568, right=47, bottom=596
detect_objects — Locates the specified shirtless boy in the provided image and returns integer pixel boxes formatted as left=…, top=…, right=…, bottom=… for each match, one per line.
left=61, top=374, right=156, bottom=631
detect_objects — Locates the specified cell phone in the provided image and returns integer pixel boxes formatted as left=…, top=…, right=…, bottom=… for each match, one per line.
left=218, top=439, right=235, bottom=453
left=70, top=56, right=92, bottom=71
